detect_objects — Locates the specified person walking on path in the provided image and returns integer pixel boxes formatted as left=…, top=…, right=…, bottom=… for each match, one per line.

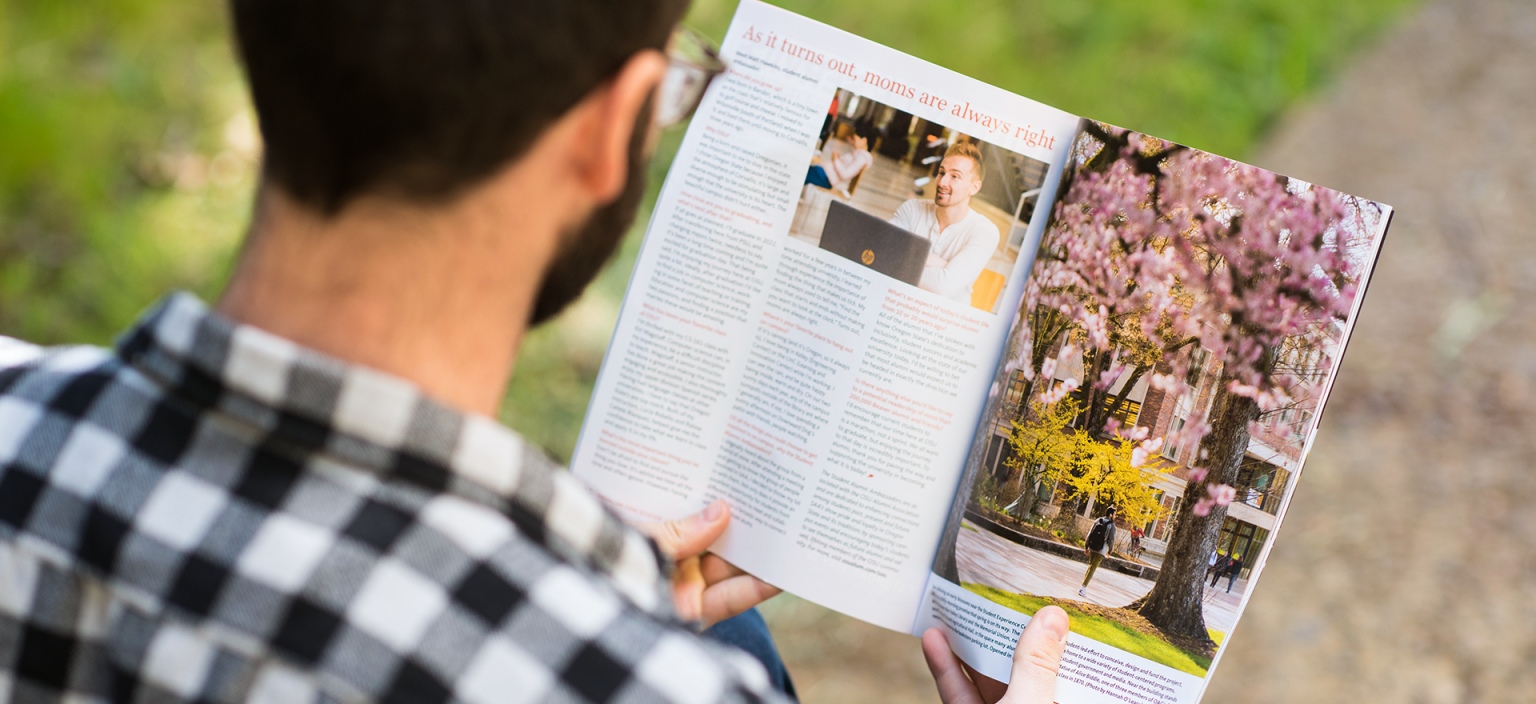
left=1078, top=507, right=1118, bottom=597
left=1211, top=553, right=1245, bottom=593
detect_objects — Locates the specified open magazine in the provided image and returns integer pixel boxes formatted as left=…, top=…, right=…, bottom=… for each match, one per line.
left=570, top=2, right=1392, bottom=702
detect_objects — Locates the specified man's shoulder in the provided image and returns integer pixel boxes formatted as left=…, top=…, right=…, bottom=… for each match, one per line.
left=0, top=300, right=783, bottom=703
left=0, top=338, right=118, bottom=413
left=965, top=209, right=1002, bottom=237
left=0, top=335, right=44, bottom=368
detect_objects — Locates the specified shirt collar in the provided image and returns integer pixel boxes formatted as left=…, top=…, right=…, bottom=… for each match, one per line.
left=115, top=292, right=672, bottom=613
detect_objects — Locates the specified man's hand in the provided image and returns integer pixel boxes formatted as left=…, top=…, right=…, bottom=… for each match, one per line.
left=641, top=500, right=780, bottom=629
left=922, top=605, right=1069, bottom=704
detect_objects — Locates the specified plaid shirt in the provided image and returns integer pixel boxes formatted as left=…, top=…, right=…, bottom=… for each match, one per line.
left=0, top=293, right=780, bottom=703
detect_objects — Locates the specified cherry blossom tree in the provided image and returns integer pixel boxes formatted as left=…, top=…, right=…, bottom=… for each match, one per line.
left=1010, top=121, right=1382, bottom=645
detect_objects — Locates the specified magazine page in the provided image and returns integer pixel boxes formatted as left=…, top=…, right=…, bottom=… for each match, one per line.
left=569, top=0, right=1078, bottom=630
left=912, top=120, right=1392, bottom=702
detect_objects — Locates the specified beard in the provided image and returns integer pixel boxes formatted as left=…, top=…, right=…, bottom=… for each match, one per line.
left=528, top=107, right=651, bottom=326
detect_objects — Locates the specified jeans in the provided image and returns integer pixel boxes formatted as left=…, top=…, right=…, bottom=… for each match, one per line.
left=1082, top=552, right=1106, bottom=586
left=805, top=165, right=832, bottom=189
left=703, top=608, right=798, bottom=700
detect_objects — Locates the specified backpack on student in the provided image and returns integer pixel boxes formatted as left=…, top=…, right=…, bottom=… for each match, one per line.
left=1086, top=517, right=1112, bottom=552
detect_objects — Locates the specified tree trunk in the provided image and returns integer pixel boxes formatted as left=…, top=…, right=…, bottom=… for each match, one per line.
left=1133, top=381, right=1260, bottom=644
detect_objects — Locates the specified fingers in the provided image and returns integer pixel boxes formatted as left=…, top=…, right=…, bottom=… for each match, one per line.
left=670, top=557, right=706, bottom=623
left=699, top=574, right=781, bottom=629
left=699, top=553, right=747, bottom=584
left=668, top=549, right=777, bottom=628
left=922, top=629, right=983, bottom=704
left=643, top=499, right=729, bottom=559
left=923, top=607, right=1069, bottom=704
left=1001, top=606, right=1069, bottom=704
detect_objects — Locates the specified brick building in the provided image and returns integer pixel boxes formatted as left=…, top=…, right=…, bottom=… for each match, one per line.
left=979, top=332, right=1335, bottom=577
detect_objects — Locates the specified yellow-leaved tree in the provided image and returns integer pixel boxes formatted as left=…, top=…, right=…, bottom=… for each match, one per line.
left=1054, top=429, right=1170, bottom=535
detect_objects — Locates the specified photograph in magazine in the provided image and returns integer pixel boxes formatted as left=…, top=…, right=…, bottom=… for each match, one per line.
left=787, top=87, right=1051, bottom=314
left=929, top=121, right=1390, bottom=678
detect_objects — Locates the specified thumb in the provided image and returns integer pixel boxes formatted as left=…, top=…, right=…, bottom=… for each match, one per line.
left=1002, top=606, right=1069, bottom=704
left=646, top=500, right=730, bottom=559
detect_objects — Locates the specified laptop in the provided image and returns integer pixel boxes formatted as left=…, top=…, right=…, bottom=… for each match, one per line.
left=817, top=201, right=929, bottom=286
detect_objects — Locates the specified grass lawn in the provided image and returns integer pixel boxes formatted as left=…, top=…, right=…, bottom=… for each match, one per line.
left=963, top=583, right=1220, bottom=677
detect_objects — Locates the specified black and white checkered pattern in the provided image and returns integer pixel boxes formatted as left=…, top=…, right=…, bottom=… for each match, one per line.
left=0, top=293, right=781, bottom=703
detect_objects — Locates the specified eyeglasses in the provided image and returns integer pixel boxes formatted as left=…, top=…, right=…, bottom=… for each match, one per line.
left=654, top=28, right=727, bottom=129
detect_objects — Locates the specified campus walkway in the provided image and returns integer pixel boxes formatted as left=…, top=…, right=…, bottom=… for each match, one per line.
left=955, top=520, right=1245, bottom=635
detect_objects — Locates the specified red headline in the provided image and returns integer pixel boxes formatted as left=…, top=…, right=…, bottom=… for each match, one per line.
left=739, top=25, right=1057, bottom=150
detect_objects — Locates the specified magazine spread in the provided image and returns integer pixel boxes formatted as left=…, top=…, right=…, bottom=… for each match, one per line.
left=570, top=2, right=1392, bottom=702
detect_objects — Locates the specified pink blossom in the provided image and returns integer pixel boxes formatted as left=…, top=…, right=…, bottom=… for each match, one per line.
left=1150, top=373, right=1181, bottom=393
left=1208, top=484, right=1236, bottom=506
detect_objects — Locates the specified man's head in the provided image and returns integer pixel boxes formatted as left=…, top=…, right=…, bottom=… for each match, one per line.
left=1104, top=506, right=1117, bottom=518
left=933, top=141, right=985, bottom=209
left=229, top=0, right=690, bottom=323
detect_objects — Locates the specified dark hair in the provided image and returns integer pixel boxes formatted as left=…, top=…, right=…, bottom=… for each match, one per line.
left=230, top=0, right=690, bottom=214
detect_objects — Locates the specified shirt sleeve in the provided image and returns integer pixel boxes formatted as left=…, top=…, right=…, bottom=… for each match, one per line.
left=835, top=150, right=872, bottom=184
left=919, top=217, right=1001, bottom=298
left=828, top=149, right=868, bottom=185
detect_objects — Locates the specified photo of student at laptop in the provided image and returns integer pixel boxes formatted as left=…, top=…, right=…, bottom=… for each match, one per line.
left=787, top=87, right=1050, bottom=314
left=888, top=141, right=1001, bottom=304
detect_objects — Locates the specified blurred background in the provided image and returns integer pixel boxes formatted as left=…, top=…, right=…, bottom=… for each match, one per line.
left=6, top=0, right=1534, bottom=701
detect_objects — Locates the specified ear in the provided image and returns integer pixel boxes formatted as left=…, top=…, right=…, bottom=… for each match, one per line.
left=567, top=50, right=669, bottom=204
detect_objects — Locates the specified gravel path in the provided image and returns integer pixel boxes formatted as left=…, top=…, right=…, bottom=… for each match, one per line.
left=765, top=0, right=1536, bottom=700
left=1204, top=0, right=1536, bottom=701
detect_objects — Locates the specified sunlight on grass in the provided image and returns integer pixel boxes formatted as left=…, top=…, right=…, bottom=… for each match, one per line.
left=963, top=584, right=1212, bottom=677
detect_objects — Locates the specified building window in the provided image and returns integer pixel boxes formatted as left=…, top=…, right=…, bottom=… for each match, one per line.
left=1149, top=494, right=1182, bottom=542
left=1069, top=390, right=1143, bottom=431
left=1234, top=462, right=1291, bottom=514
left=1217, top=519, right=1269, bottom=580
left=1110, top=398, right=1142, bottom=429
left=1185, top=348, right=1210, bottom=388
left=1162, top=417, right=1185, bottom=462
left=992, top=369, right=1032, bottom=436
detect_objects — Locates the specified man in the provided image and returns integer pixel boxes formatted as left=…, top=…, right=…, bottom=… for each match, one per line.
left=1078, top=507, right=1118, bottom=598
left=0, top=1, right=1065, bottom=702
left=889, top=141, right=1002, bottom=303
left=1211, top=553, right=1244, bottom=593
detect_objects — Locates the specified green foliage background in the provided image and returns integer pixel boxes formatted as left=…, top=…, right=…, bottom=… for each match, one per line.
left=0, top=0, right=1415, bottom=461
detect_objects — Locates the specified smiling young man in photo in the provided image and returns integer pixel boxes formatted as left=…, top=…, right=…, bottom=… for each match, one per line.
left=889, top=141, right=1002, bottom=304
